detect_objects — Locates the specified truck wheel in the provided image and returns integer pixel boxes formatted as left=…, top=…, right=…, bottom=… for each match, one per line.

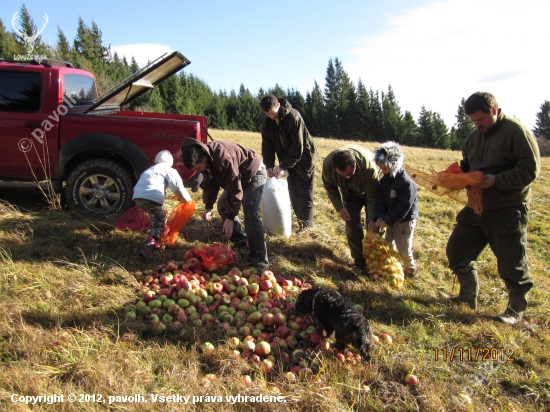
left=65, top=159, right=135, bottom=217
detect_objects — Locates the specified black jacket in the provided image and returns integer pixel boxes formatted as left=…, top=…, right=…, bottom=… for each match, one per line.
left=261, top=98, right=318, bottom=181
left=375, top=169, right=419, bottom=225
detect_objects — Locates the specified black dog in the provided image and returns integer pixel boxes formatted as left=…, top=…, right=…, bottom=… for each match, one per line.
left=296, top=288, right=374, bottom=361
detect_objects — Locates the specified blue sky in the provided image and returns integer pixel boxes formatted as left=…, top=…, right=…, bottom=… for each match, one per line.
left=2, top=0, right=549, bottom=130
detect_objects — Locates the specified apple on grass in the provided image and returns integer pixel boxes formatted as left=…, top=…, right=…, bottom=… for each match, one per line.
left=404, top=374, right=419, bottom=385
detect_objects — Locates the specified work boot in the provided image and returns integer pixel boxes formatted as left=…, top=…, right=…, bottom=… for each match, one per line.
left=138, top=235, right=160, bottom=258
left=495, top=291, right=528, bottom=325
left=404, top=267, right=417, bottom=279
left=447, top=271, right=479, bottom=310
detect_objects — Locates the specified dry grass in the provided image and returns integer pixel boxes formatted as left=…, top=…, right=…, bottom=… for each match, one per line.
left=0, top=130, right=549, bottom=411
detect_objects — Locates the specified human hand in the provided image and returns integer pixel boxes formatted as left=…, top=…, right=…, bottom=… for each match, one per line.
left=339, top=208, right=351, bottom=221
left=202, top=209, right=212, bottom=222
left=376, top=218, right=388, bottom=229
left=367, top=220, right=378, bottom=230
left=273, top=166, right=284, bottom=178
left=222, top=219, right=234, bottom=239
left=267, top=168, right=274, bottom=178
left=478, top=174, right=496, bottom=188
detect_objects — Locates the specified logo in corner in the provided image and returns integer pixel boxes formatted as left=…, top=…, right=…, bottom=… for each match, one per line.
left=11, top=10, right=49, bottom=56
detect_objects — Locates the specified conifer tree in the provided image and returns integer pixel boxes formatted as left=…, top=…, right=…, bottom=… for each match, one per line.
left=226, top=90, right=239, bottom=130
left=355, top=79, right=371, bottom=141
left=450, top=97, right=474, bottom=149
left=12, top=5, right=49, bottom=56
left=0, top=19, right=19, bottom=59
left=56, top=26, right=71, bottom=61
left=205, top=91, right=229, bottom=130
left=304, top=81, right=326, bottom=137
left=381, top=84, right=404, bottom=143
left=401, top=111, right=417, bottom=146
left=368, top=88, right=384, bottom=141
left=534, top=100, right=550, bottom=139
left=234, top=84, right=259, bottom=131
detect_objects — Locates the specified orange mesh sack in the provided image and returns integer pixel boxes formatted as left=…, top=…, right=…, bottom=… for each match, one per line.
left=191, top=243, right=236, bottom=273
left=115, top=206, right=151, bottom=231
left=362, top=229, right=405, bottom=289
left=406, top=162, right=484, bottom=214
left=160, top=200, right=196, bottom=246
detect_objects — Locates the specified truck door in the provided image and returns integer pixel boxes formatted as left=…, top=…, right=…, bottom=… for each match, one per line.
left=0, top=70, right=57, bottom=179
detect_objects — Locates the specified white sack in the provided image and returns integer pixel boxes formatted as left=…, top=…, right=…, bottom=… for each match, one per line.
left=260, top=177, right=292, bottom=238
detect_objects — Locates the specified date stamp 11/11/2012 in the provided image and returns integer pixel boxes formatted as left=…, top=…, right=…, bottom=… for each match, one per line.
left=434, top=347, right=515, bottom=362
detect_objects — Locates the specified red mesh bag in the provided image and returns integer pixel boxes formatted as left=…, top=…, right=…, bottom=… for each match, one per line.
left=115, top=206, right=151, bottom=231
left=191, top=243, right=236, bottom=273
left=406, top=162, right=484, bottom=214
left=160, top=200, right=196, bottom=246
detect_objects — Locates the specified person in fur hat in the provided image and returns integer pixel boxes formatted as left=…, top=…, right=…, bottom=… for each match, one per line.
left=133, top=150, right=192, bottom=258
left=374, top=142, right=419, bottom=278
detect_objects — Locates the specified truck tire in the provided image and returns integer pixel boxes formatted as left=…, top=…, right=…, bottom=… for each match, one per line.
left=65, top=159, right=135, bottom=217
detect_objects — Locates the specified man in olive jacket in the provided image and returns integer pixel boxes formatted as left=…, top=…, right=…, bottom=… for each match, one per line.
left=445, top=92, right=540, bottom=325
left=261, top=95, right=319, bottom=231
left=322, top=145, right=383, bottom=269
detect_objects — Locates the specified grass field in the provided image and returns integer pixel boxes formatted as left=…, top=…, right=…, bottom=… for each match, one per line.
left=0, top=129, right=548, bottom=411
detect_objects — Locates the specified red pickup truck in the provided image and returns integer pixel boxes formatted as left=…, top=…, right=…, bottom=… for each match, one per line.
left=0, top=51, right=207, bottom=216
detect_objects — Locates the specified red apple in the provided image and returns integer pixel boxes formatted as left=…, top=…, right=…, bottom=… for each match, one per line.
left=254, top=341, right=271, bottom=356
left=379, top=333, right=393, bottom=344
left=260, top=359, right=274, bottom=373
left=404, top=374, right=419, bottom=385
left=259, top=279, right=273, bottom=291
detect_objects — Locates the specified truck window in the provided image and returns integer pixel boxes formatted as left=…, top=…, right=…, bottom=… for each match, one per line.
left=63, top=74, right=98, bottom=106
left=0, top=71, right=42, bottom=112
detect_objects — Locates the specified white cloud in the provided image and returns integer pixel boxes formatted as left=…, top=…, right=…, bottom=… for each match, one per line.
left=345, top=0, right=550, bottom=129
left=111, top=43, right=174, bottom=68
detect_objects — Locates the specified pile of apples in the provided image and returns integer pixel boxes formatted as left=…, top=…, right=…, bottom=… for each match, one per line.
left=362, top=231, right=405, bottom=288
left=125, top=247, right=372, bottom=377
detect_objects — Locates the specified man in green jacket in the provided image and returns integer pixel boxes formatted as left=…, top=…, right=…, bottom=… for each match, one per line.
left=322, top=145, right=383, bottom=269
left=445, top=92, right=540, bottom=325
left=261, top=95, right=319, bottom=231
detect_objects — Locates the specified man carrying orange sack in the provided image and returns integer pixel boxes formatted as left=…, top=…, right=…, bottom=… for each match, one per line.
left=445, top=92, right=540, bottom=324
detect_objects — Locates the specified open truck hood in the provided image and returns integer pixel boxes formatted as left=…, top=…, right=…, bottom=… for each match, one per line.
left=86, top=51, right=190, bottom=113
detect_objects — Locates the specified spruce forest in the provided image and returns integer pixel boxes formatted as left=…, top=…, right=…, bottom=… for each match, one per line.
left=2, top=6, right=550, bottom=152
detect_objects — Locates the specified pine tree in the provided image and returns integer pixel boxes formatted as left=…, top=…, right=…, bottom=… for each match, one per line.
left=0, top=18, right=19, bottom=59
left=417, top=106, right=450, bottom=149
left=323, top=58, right=354, bottom=139
left=450, top=97, right=474, bottom=150
left=355, top=79, right=371, bottom=141
left=74, top=18, right=110, bottom=75
left=234, top=84, right=259, bottom=131
left=158, top=75, right=184, bottom=114
left=534, top=100, right=550, bottom=139
left=268, top=84, right=286, bottom=99
left=381, top=84, right=404, bottom=143
left=285, top=88, right=305, bottom=116
left=129, top=56, right=140, bottom=73
left=401, top=111, right=417, bottom=146
left=56, top=26, right=71, bottom=61
left=368, top=88, right=384, bottom=142
left=304, top=81, right=326, bottom=137
left=11, top=5, right=49, bottom=56
left=226, top=90, right=239, bottom=130
left=205, top=91, right=229, bottom=130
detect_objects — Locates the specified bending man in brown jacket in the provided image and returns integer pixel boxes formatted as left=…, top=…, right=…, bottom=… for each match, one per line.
left=181, top=138, right=269, bottom=269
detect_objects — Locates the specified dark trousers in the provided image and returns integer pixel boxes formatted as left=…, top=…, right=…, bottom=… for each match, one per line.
left=446, top=206, right=533, bottom=294
left=217, top=168, right=269, bottom=267
left=343, top=193, right=369, bottom=265
left=287, top=170, right=315, bottom=229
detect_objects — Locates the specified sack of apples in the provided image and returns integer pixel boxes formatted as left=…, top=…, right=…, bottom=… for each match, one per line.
left=362, top=229, right=405, bottom=289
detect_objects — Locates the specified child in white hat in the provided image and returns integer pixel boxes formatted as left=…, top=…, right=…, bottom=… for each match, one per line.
left=133, top=150, right=191, bottom=258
